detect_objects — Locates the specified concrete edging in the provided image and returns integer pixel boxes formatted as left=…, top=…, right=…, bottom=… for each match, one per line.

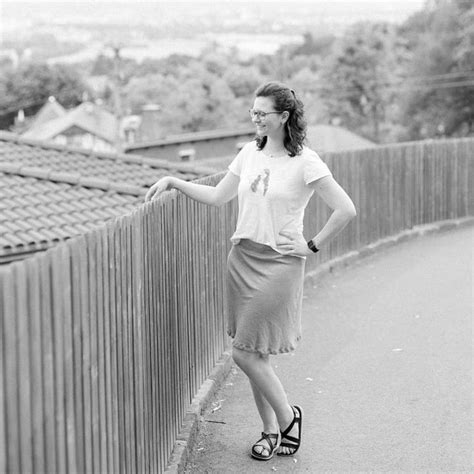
left=165, top=216, right=473, bottom=473
left=165, top=351, right=234, bottom=473
left=305, top=217, right=474, bottom=287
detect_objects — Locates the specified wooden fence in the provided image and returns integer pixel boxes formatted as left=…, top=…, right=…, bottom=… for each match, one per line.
left=1, top=138, right=472, bottom=473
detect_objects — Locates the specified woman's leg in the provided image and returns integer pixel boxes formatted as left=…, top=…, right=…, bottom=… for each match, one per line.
left=232, top=347, right=297, bottom=455
left=249, top=380, right=279, bottom=456
left=249, top=379, right=278, bottom=432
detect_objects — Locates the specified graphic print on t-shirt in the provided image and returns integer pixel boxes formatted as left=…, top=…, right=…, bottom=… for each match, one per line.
left=250, top=169, right=270, bottom=196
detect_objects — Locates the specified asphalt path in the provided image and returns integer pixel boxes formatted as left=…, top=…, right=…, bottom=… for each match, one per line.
left=185, top=226, right=473, bottom=473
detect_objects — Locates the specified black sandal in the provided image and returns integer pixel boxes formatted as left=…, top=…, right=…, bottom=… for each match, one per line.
left=277, top=405, right=303, bottom=456
left=251, top=431, right=281, bottom=461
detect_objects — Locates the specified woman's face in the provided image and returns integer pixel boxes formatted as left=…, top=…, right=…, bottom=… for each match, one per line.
left=251, top=96, right=284, bottom=138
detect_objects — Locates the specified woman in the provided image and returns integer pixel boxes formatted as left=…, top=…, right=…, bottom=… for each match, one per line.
left=145, top=81, right=356, bottom=461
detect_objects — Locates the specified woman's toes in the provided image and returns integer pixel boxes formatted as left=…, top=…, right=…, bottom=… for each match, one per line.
left=254, top=444, right=268, bottom=456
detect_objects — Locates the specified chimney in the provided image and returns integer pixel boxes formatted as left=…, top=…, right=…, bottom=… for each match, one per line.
left=138, top=104, right=161, bottom=142
left=17, top=109, right=25, bottom=123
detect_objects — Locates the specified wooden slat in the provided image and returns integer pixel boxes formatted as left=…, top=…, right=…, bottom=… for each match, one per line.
left=132, top=211, right=145, bottom=474
left=100, top=226, right=113, bottom=474
left=152, top=202, right=162, bottom=471
left=56, top=243, right=78, bottom=474
left=106, top=222, right=120, bottom=474
left=69, top=237, right=85, bottom=473
left=94, top=229, right=108, bottom=474
left=37, top=251, right=57, bottom=473
left=78, top=236, right=93, bottom=474
left=114, top=218, right=126, bottom=472
left=122, top=218, right=134, bottom=473
left=50, top=247, right=68, bottom=473
left=2, top=265, right=21, bottom=473
left=24, top=257, right=45, bottom=474
left=85, top=232, right=101, bottom=474
left=0, top=271, right=7, bottom=474
left=12, top=264, right=34, bottom=473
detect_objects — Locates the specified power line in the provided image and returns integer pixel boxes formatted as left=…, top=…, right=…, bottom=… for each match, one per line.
left=403, top=71, right=474, bottom=83
left=396, top=79, right=474, bottom=91
left=317, top=77, right=474, bottom=96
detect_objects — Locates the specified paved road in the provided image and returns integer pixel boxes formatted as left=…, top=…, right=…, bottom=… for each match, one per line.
left=185, top=226, right=473, bottom=473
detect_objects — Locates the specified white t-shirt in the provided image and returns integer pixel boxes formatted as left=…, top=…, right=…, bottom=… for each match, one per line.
left=228, top=141, right=332, bottom=255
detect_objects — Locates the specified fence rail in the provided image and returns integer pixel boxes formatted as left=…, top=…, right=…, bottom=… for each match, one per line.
left=1, top=138, right=472, bottom=473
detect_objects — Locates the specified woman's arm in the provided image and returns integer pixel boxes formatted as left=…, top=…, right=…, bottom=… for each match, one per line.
left=308, top=175, right=357, bottom=249
left=278, top=175, right=356, bottom=256
left=145, top=171, right=240, bottom=207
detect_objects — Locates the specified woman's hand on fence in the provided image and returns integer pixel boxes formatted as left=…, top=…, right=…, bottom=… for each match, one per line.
left=277, top=231, right=312, bottom=257
left=145, top=177, right=175, bottom=202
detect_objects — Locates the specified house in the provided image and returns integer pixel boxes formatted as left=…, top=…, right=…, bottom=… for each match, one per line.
left=22, top=101, right=119, bottom=153
left=0, top=131, right=215, bottom=264
left=25, top=96, right=67, bottom=130
left=193, top=124, right=378, bottom=171
left=124, top=127, right=256, bottom=163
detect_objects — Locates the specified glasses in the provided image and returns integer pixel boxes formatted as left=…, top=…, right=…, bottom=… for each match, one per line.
left=249, top=109, right=281, bottom=120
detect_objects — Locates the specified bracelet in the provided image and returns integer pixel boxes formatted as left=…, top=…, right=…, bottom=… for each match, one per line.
left=307, top=239, right=319, bottom=253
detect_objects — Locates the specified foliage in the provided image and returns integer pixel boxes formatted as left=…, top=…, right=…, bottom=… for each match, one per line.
left=399, top=0, right=474, bottom=139
left=122, top=63, right=246, bottom=137
left=0, top=63, right=89, bottom=117
left=318, top=22, right=402, bottom=142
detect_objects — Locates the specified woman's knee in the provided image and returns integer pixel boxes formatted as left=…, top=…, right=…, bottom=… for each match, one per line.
left=232, top=347, right=267, bottom=369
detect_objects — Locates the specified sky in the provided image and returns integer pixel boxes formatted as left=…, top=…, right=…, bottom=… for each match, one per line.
left=1, top=0, right=426, bottom=6
left=0, top=0, right=423, bottom=2
left=0, top=0, right=427, bottom=44
left=1, top=0, right=427, bottom=23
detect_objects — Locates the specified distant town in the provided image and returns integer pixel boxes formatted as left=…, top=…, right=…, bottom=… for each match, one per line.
left=1, top=1, right=424, bottom=64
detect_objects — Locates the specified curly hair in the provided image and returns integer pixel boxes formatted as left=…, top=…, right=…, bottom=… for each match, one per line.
left=254, top=81, right=307, bottom=157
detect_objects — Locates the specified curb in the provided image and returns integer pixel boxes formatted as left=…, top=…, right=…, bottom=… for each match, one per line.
left=165, top=217, right=473, bottom=473
left=165, top=350, right=234, bottom=473
left=304, top=217, right=474, bottom=287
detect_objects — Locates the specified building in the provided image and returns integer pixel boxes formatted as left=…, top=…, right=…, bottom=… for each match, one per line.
left=193, top=124, right=378, bottom=171
left=25, top=96, right=67, bottom=130
left=22, top=101, right=119, bottom=153
left=0, top=131, right=215, bottom=264
left=124, top=127, right=256, bottom=163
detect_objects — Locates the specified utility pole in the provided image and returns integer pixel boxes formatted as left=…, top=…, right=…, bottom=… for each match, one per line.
left=109, top=43, right=124, bottom=153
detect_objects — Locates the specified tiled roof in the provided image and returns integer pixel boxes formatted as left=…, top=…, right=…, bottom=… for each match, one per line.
left=0, top=131, right=215, bottom=263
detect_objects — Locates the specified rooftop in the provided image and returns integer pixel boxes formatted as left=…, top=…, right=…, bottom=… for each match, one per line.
left=25, top=96, right=67, bottom=131
left=124, top=127, right=255, bottom=151
left=22, top=101, right=117, bottom=143
left=0, top=131, right=215, bottom=263
left=306, top=124, right=377, bottom=153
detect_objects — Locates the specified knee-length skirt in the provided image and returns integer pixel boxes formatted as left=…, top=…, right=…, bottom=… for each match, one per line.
left=226, top=239, right=306, bottom=355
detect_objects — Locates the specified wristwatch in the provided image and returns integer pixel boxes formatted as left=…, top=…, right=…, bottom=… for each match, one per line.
left=307, top=239, right=319, bottom=253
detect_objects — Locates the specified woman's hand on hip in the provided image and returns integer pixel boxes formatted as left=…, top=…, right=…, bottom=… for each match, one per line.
left=277, top=231, right=312, bottom=257
left=145, top=177, right=176, bottom=202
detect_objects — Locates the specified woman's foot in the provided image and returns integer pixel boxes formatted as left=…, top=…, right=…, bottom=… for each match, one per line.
left=251, top=432, right=281, bottom=461
left=277, top=405, right=303, bottom=456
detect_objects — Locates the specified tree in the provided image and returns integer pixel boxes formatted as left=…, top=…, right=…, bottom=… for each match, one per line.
left=223, top=65, right=264, bottom=98
left=122, top=63, right=244, bottom=137
left=319, top=22, right=400, bottom=142
left=399, top=0, right=474, bottom=139
left=0, top=63, right=89, bottom=128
